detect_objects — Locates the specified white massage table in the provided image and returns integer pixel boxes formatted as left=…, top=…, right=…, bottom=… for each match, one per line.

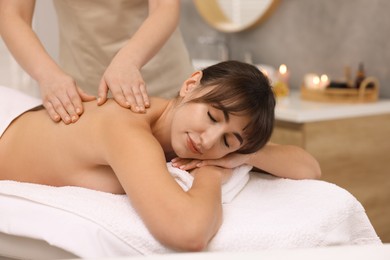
left=0, top=165, right=381, bottom=259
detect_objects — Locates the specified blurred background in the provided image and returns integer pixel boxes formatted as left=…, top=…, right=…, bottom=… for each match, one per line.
left=180, top=0, right=390, bottom=98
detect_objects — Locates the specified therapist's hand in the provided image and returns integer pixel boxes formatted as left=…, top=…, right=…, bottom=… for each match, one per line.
left=39, top=73, right=96, bottom=124
left=97, top=61, right=150, bottom=113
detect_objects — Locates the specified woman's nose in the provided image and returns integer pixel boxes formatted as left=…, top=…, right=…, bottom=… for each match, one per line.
left=200, top=127, right=223, bottom=150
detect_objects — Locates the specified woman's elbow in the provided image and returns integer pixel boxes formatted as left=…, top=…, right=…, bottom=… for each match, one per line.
left=175, top=234, right=209, bottom=252
left=158, top=225, right=213, bottom=252
left=303, top=159, right=322, bottom=180
left=310, top=156, right=322, bottom=179
left=155, top=213, right=221, bottom=252
left=311, top=164, right=322, bottom=179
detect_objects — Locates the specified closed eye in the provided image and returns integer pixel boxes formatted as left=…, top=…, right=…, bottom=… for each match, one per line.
left=223, top=135, right=230, bottom=148
left=208, top=111, right=231, bottom=148
left=207, top=111, right=217, bottom=122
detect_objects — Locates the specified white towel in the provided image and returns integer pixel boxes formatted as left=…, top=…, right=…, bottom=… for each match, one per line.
left=0, top=171, right=381, bottom=258
left=0, top=85, right=42, bottom=138
left=209, top=174, right=381, bottom=251
left=0, top=163, right=251, bottom=257
left=167, top=162, right=252, bottom=203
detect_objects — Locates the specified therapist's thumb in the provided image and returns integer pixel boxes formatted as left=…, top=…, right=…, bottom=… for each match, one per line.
left=78, top=87, right=96, bottom=102
left=97, top=80, right=109, bottom=106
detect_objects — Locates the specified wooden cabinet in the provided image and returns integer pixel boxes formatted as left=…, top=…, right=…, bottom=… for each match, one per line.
left=271, top=94, right=390, bottom=242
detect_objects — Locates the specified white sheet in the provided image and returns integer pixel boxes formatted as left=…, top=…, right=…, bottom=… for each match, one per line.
left=0, top=169, right=381, bottom=258
left=0, top=85, right=41, bottom=138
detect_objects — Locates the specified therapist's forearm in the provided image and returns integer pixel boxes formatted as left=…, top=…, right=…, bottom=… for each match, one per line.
left=114, top=0, right=180, bottom=69
left=0, top=1, right=63, bottom=84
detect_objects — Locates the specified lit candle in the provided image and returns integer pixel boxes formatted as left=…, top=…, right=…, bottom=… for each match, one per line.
left=304, top=73, right=330, bottom=89
left=320, top=74, right=329, bottom=89
left=313, top=75, right=320, bottom=88
left=278, top=64, right=290, bottom=85
left=304, top=73, right=320, bottom=89
left=273, top=64, right=290, bottom=97
left=257, top=64, right=277, bottom=85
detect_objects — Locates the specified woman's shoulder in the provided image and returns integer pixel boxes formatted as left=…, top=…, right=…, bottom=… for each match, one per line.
left=83, top=99, right=168, bottom=165
left=85, top=98, right=167, bottom=117
left=82, top=98, right=167, bottom=133
left=81, top=99, right=141, bottom=129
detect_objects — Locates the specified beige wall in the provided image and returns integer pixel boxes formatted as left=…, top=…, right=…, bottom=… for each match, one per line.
left=180, top=0, right=390, bottom=98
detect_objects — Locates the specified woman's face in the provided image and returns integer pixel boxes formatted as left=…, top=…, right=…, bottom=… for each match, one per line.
left=170, top=100, right=250, bottom=160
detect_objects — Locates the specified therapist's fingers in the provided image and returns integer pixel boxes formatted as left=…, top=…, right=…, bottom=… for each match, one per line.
left=111, top=84, right=133, bottom=109
left=122, top=83, right=147, bottom=113
left=43, top=101, right=61, bottom=123
left=66, top=88, right=84, bottom=120
left=38, top=72, right=86, bottom=123
left=128, top=82, right=149, bottom=110
left=139, top=82, right=150, bottom=108
left=44, top=96, right=73, bottom=124
left=42, top=91, right=77, bottom=124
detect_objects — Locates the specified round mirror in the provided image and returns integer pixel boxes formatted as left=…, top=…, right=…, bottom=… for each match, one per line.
left=193, top=0, right=280, bottom=33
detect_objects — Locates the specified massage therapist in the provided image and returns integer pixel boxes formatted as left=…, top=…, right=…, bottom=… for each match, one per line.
left=0, top=0, right=193, bottom=124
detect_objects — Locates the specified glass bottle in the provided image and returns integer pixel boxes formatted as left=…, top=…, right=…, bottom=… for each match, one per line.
left=354, top=63, right=366, bottom=89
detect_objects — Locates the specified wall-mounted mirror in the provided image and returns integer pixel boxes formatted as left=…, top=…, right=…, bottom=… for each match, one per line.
left=193, top=0, right=280, bottom=33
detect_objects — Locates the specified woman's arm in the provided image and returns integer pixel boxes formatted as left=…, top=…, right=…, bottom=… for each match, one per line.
left=97, top=0, right=181, bottom=111
left=0, top=0, right=94, bottom=124
left=247, top=143, right=321, bottom=180
left=172, top=142, right=321, bottom=180
left=101, top=123, right=224, bottom=251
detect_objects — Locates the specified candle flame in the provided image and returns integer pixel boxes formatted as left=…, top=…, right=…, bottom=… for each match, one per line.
left=320, top=74, right=328, bottom=82
left=279, top=64, right=287, bottom=74
left=313, top=76, right=320, bottom=85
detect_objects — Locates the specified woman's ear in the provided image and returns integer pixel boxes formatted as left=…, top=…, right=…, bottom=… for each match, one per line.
left=179, top=71, right=203, bottom=97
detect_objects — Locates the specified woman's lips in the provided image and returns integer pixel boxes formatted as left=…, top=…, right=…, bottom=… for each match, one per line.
left=187, top=135, right=201, bottom=154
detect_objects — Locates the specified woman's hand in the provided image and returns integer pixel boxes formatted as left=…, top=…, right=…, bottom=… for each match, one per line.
left=171, top=153, right=253, bottom=171
left=97, top=58, right=150, bottom=113
left=39, top=73, right=96, bottom=124
left=190, top=165, right=234, bottom=185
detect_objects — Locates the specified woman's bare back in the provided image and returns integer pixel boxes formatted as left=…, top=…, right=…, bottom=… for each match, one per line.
left=0, top=99, right=166, bottom=193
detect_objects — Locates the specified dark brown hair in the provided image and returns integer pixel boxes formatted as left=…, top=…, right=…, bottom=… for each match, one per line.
left=189, top=60, right=275, bottom=154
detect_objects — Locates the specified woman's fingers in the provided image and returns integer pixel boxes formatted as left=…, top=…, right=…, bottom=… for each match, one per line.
left=171, top=158, right=202, bottom=171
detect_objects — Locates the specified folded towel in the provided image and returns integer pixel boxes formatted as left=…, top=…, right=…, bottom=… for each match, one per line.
left=167, top=162, right=252, bottom=203
left=0, top=85, right=42, bottom=138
